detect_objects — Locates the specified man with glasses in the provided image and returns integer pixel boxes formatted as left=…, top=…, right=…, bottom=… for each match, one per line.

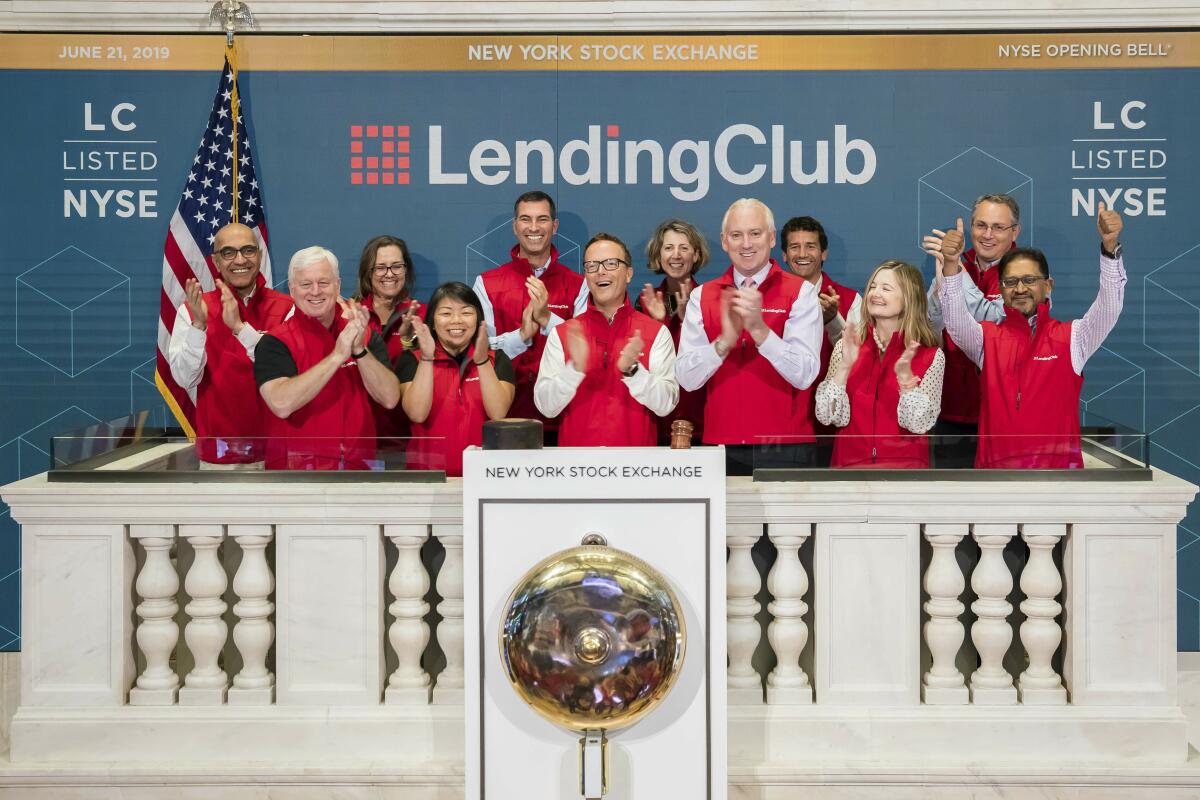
left=937, top=204, right=1126, bottom=468
left=167, top=222, right=292, bottom=468
left=922, top=194, right=1023, bottom=466
left=676, top=198, right=822, bottom=475
left=472, top=191, right=588, bottom=443
left=534, top=233, right=678, bottom=446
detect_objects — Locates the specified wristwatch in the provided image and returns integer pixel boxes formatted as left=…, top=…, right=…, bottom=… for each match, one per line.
left=621, top=362, right=640, bottom=378
left=351, top=348, right=369, bottom=359
left=1101, top=241, right=1123, bottom=259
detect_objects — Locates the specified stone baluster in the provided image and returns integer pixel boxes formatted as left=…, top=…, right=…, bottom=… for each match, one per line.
left=766, top=523, right=812, bottom=704
left=969, top=524, right=1017, bottom=704
left=129, top=525, right=180, bottom=705
left=432, top=524, right=463, bottom=705
left=179, top=524, right=229, bottom=705
left=727, top=522, right=764, bottom=704
left=922, top=524, right=968, bottom=704
left=386, top=524, right=432, bottom=705
left=1018, top=523, right=1067, bottom=704
left=228, top=524, right=274, bottom=705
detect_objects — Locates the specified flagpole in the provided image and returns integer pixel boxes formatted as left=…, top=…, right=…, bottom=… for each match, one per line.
left=228, top=39, right=239, bottom=222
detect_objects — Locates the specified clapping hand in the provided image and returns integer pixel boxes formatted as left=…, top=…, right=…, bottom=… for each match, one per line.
left=216, top=279, right=244, bottom=334
left=334, top=298, right=369, bottom=360
left=833, top=322, right=863, bottom=385
left=411, top=316, right=436, bottom=360
left=894, top=338, right=920, bottom=389
left=184, top=278, right=208, bottom=331
left=818, top=285, right=841, bottom=324
left=717, top=286, right=743, bottom=354
left=639, top=283, right=667, bottom=322
left=616, top=330, right=644, bottom=374
left=565, top=322, right=590, bottom=373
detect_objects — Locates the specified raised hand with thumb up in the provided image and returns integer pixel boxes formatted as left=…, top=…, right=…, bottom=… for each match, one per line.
left=1096, top=202, right=1123, bottom=253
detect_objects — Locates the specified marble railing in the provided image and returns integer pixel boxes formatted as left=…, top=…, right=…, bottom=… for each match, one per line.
left=1, top=467, right=1195, bottom=766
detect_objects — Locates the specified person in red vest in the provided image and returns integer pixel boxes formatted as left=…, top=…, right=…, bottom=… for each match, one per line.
left=471, top=191, right=588, bottom=444
left=922, top=193, right=1022, bottom=467
left=167, top=222, right=292, bottom=468
left=636, top=219, right=710, bottom=444
left=254, top=246, right=400, bottom=470
left=351, top=235, right=424, bottom=453
left=676, top=198, right=822, bottom=475
left=779, top=215, right=862, bottom=464
left=536, top=233, right=678, bottom=446
left=395, top=282, right=515, bottom=477
left=938, top=205, right=1126, bottom=468
left=814, top=260, right=944, bottom=468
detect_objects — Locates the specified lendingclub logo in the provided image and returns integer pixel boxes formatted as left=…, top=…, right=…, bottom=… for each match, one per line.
left=350, top=122, right=877, bottom=201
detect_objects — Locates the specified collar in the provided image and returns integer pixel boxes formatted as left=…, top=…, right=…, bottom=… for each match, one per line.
left=1002, top=301, right=1052, bottom=333
left=728, top=260, right=777, bottom=289
left=509, top=244, right=559, bottom=277
left=232, top=272, right=266, bottom=308
left=965, top=244, right=1014, bottom=272
left=585, top=294, right=633, bottom=324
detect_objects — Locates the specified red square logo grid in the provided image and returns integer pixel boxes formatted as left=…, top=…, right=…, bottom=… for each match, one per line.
left=350, top=124, right=411, bottom=186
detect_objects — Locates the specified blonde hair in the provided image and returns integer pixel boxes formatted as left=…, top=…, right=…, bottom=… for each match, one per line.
left=646, top=219, right=710, bottom=275
left=856, top=260, right=940, bottom=348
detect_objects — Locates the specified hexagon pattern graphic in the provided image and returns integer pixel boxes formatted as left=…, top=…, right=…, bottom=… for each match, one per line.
left=130, top=357, right=175, bottom=429
left=1144, top=242, right=1200, bottom=378
left=916, top=147, right=1033, bottom=255
left=15, top=245, right=132, bottom=377
left=464, top=222, right=581, bottom=283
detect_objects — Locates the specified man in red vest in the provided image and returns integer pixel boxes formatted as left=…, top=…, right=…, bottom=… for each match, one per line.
left=254, top=247, right=400, bottom=470
left=534, top=233, right=678, bottom=446
left=923, top=193, right=1023, bottom=466
left=780, top=215, right=861, bottom=464
left=938, top=204, right=1126, bottom=469
left=471, top=191, right=588, bottom=444
left=167, top=222, right=293, bottom=468
left=676, top=198, right=823, bottom=475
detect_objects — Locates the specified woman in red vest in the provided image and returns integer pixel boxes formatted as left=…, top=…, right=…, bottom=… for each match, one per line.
left=353, top=236, right=425, bottom=453
left=815, top=260, right=944, bottom=468
left=636, top=219, right=710, bottom=444
left=395, top=282, right=515, bottom=477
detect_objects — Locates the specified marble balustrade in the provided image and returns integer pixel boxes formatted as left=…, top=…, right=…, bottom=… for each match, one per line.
left=1, top=469, right=1194, bottom=765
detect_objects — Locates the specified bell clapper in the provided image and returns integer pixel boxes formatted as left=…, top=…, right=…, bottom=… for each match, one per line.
left=581, top=532, right=607, bottom=547
left=579, top=728, right=608, bottom=799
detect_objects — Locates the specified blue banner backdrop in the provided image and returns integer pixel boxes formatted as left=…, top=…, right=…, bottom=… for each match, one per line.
left=1, top=34, right=1198, bottom=650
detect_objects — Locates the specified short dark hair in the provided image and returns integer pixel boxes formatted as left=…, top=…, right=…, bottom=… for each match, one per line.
left=424, top=281, right=485, bottom=341
left=514, top=191, right=557, bottom=220
left=584, top=232, right=632, bottom=267
left=779, top=216, right=828, bottom=252
left=997, top=247, right=1050, bottom=280
left=355, top=235, right=414, bottom=301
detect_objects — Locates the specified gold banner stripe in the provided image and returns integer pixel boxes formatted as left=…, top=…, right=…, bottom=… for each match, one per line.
left=6, top=33, right=1198, bottom=72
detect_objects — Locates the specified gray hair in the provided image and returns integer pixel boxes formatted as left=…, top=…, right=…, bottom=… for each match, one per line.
left=721, top=198, right=775, bottom=235
left=287, top=245, right=339, bottom=282
left=972, top=194, right=1021, bottom=225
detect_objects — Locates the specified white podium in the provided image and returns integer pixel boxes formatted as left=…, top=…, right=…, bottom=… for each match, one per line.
left=463, top=446, right=728, bottom=800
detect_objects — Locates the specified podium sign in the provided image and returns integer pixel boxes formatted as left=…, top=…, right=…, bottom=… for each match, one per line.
left=463, top=446, right=727, bottom=799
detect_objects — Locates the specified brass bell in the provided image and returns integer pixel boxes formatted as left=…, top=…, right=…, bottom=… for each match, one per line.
left=498, top=533, right=687, bottom=799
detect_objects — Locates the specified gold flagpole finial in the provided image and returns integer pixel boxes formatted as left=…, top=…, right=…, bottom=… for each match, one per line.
left=209, top=0, right=257, bottom=48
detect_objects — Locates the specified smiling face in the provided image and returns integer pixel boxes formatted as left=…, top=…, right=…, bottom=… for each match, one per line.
left=289, top=259, right=340, bottom=326
left=432, top=296, right=480, bottom=353
left=721, top=205, right=775, bottom=277
left=370, top=244, right=407, bottom=303
left=212, top=223, right=262, bottom=296
left=1000, top=256, right=1053, bottom=318
left=865, top=268, right=905, bottom=325
left=783, top=229, right=827, bottom=284
left=584, top=239, right=633, bottom=312
left=659, top=229, right=700, bottom=281
left=513, top=199, right=558, bottom=264
left=971, top=200, right=1021, bottom=264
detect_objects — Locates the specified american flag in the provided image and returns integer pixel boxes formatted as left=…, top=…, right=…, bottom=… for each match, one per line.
left=154, top=53, right=271, bottom=435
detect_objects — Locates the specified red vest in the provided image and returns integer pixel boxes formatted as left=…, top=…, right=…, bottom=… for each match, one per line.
left=406, top=342, right=494, bottom=478
left=557, top=299, right=664, bottom=447
left=940, top=248, right=1006, bottom=424
left=193, top=275, right=292, bottom=463
left=637, top=278, right=705, bottom=443
left=977, top=303, right=1083, bottom=469
left=698, top=262, right=813, bottom=445
left=362, top=293, right=425, bottom=444
left=262, top=311, right=377, bottom=470
left=811, top=272, right=860, bottom=439
left=831, top=329, right=938, bottom=468
left=479, top=245, right=584, bottom=427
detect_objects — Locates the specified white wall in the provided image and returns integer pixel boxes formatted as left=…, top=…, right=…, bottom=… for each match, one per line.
left=0, top=1, right=1197, bottom=32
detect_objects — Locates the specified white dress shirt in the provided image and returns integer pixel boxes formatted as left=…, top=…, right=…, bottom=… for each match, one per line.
left=167, top=297, right=264, bottom=392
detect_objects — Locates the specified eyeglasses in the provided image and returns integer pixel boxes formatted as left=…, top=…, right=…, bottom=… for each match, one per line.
left=372, top=263, right=406, bottom=275
left=972, top=221, right=1018, bottom=235
left=583, top=258, right=629, bottom=274
left=216, top=245, right=260, bottom=260
left=999, top=275, right=1046, bottom=289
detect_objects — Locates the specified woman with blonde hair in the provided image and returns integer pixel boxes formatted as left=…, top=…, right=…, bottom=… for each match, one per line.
left=814, top=260, right=944, bottom=468
left=636, top=218, right=710, bottom=443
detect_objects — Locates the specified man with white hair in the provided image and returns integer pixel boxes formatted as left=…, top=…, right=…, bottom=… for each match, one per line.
left=254, top=246, right=400, bottom=470
left=676, top=198, right=823, bottom=474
